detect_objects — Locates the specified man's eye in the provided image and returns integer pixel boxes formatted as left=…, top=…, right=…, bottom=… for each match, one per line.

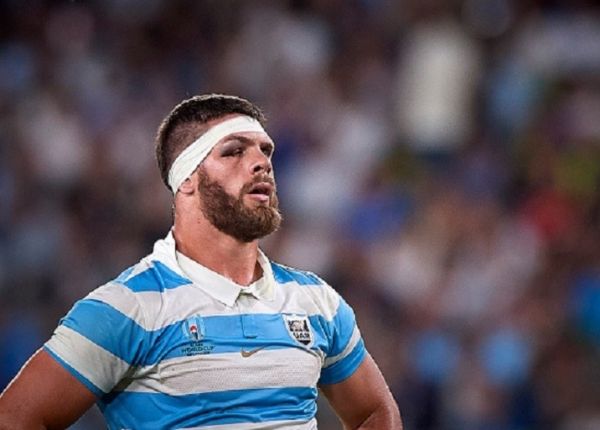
left=224, top=148, right=244, bottom=157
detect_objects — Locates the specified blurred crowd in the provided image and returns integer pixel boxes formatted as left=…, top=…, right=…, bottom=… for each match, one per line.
left=1, top=0, right=600, bottom=429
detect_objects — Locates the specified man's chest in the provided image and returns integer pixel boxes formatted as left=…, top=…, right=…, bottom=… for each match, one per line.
left=123, top=298, right=328, bottom=395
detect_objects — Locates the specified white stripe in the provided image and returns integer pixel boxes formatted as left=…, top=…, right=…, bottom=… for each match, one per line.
left=118, top=348, right=321, bottom=396
left=182, top=418, right=317, bottom=429
left=92, top=280, right=341, bottom=332
left=323, top=326, right=361, bottom=368
left=168, top=115, right=267, bottom=192
left=296, top=282, right=340, bottom=321
left=86, top=282, right=143, bottom=324
left=45, top=326, right=130, bottom=393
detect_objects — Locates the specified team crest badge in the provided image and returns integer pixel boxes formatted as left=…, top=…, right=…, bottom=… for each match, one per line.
left=283, top=314, right=313, bottom=347
left=182, top=315, right=205, bottom=341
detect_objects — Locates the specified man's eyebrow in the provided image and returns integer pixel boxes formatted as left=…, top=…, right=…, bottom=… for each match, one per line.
left=222, top=134, right=274, bottom=148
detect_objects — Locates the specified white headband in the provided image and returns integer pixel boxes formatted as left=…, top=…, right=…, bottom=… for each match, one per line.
left=168, top=115, right=267, bottom=193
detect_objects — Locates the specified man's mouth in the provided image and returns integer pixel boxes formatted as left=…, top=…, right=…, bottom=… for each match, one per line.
left=246, top=182, right=274, bottom=202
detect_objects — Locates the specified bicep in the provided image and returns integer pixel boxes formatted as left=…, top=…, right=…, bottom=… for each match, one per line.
left=0, top=349, right=97, bottom=430
left=320, top=353, right=400, bottom=430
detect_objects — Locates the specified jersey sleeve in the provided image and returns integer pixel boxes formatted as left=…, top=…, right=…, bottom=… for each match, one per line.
left=318, top=285, right=366, bottom=385
left=44, top=282, right=149, bottom=397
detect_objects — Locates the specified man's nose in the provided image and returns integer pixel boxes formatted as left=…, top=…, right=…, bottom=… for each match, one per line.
left=250, top=147, right=272, bottom=175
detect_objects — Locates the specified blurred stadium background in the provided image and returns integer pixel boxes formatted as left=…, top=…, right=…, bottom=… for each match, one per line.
left=1, top=0, right=600, bottom=428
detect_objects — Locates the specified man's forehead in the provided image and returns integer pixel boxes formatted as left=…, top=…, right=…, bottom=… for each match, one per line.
left=197, top=114, right=270, bottom=142
left=184, top=114, right=253, bottom=139
left=217, top=131, right=274, bottom=147
left=185, top=114, right=242, bottom=142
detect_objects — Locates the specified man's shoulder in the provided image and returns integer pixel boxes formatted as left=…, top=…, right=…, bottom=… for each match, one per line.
left=269, top=261, right=344, bottom=321
left=107, top=255, right=190, bottom=294
left=83, top=254, right=191, bottom=309
left=270, top=261, right=326, bottom=287
left=77, top=255, right=192, bottom=331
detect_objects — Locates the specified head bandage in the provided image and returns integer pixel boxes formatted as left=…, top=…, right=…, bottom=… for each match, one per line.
left=167, top=115, right=267, bottom=193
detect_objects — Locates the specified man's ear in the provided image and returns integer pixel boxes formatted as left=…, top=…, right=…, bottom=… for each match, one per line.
left=178, top=177, right=196, bottom=195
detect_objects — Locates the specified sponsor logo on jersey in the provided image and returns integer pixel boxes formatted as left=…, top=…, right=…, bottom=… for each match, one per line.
left=283, top=314, right=313, bottom=347
left=240, top=345, right=267, bottom=358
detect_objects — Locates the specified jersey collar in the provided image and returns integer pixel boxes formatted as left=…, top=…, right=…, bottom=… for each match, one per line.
left=152, top=230, right=276, bottom=307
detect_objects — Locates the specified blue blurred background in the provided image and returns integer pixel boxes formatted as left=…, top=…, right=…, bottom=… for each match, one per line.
left=1, top=0, right=600, bottom=428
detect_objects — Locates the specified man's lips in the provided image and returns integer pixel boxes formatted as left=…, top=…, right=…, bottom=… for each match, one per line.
left=248, top=182, right=274, bottom=195
left=246, top=181, right=275, bottom=202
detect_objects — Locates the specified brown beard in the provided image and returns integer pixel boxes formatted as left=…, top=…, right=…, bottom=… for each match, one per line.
left=197, top=166, right=282, bottom=242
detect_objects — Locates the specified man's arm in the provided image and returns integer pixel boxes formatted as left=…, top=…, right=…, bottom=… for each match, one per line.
left=320, top=353, right=402, bottom=430
left=0, top=349, right=97, bottom=430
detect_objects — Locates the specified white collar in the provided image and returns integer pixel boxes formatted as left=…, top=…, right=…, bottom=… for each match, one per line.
left=152, top=231, right=276, bottom=307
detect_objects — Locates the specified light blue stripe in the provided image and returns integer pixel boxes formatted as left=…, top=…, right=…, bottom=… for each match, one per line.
left=319, top=339, right=366, bottom=385
left=100, top=387, right=317, bottom=429
left=271, top=262, right=323, bottom=286
left=122, top=261, right=191, bottom=292
left=144, top=313, right=333, bottom=364
left=60, top=299, right=150, bottom=366
left=327, top=296, right=357, bottom=357
left=113, top=266, right=134, bottom=284
left=43, top=345, right=105, bottom=397
left=146, top=313, right=329, bottom=363
left=61, top=300, right=332, bottom=366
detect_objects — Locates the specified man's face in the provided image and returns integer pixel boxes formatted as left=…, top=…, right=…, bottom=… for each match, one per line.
left=195, top=121, right=282, bottom=242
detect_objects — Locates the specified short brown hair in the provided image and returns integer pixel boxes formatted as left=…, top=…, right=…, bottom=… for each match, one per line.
left=155, top=94, right=267, bottom=189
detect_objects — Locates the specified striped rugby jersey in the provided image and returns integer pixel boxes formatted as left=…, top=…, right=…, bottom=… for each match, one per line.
left=44, top=232, right=366, bottom=429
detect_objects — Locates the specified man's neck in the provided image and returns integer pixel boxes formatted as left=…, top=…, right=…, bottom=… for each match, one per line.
left=172, top=219, right=262, bottom=286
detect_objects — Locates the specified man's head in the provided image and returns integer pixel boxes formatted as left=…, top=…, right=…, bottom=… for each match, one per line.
left=155, top=94, right=281, bottom=242
left=156, top=94, right=266, bottom=190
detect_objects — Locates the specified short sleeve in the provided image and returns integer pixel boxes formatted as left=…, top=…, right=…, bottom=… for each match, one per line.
left=44, top=283, right=149, bottom=396
left=318, top=288, right=366, bottom=385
